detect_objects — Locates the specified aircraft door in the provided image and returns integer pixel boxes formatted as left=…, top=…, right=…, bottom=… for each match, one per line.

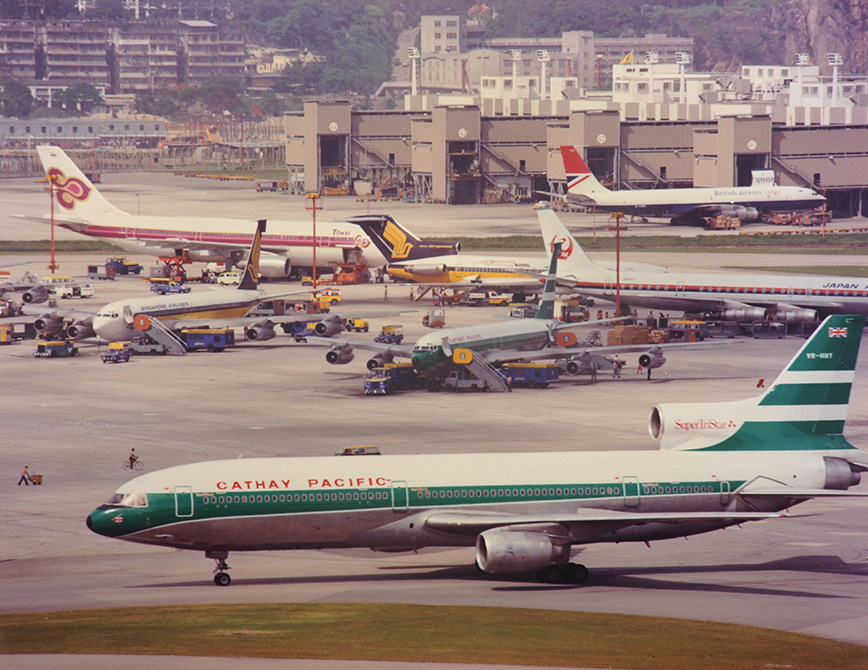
left=622, top=476, right=640, bottom=508
left=174, top=486, right=194, bottom=517
left=603, top=281, right=614, bottom=296
left=719, top=481, right=731, bottom=506
left=391, top=480, right=409, bottom=512
left=676, top=282, right=686, bottom=297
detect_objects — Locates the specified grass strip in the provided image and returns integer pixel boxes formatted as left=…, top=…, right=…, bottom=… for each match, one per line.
left=1, top=603, right=866, bottom=669
left=725, top=265, right=868, bottom=277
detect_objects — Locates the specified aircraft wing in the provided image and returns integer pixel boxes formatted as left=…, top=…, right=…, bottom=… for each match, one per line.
left=423, top=509, right=803, bottom=537
left=304, top=335, right=416, bottom=358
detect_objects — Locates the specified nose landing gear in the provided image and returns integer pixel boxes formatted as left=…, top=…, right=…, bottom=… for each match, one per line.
left=207, top=550, right=231, bottom=586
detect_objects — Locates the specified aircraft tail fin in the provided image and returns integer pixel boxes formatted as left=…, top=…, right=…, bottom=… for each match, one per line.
left=346, top=215, right=460, bottom=262
left=534, top=241, right=561, bottom=320
left=536, top=207, right=607, bottom=279
left=560, top=145, right=608, bottom=197
left=651, top=314, right=865, bottom=452
left=36, top=146, right=126, bottom=218
left=237, top=220, right=265, bottom=291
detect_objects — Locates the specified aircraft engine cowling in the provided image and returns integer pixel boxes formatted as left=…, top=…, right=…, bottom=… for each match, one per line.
left=564, top=358, right=592, bottom=376
left=326, top=345, right=354, bottom=365
left=34, top=316, right=64, bottom=333
left=367, top=353, right=394, bottom=370
left=638, top=351, right=666, bottom=369
left=399, top=264, right=447, bottom=276
left=770, top=308, right=817, bottom=323
left=22, top=288, right=49, bottom=304
left=718, top=307, right=767, bottom=322
left=718, top=205, right=760, bottom=222
left=65, top=322, right=94, bottom=339
left=257, top=255, right=292, bottom=279
left=314, top=317, right=343, bottom=337
left=476, top=530, right=567, bottom=574
left=649, top=399, right=750, bottom=450
left=244, top=324, right=276, bottom=341
left=824, top=457, right=863, bottom=490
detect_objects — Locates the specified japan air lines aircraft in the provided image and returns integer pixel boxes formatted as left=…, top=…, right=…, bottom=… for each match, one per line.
left=26, top=147, right=458, bottom=279
left=538, top=207, right=868, bottom=322
left=560, top=145, right=825, bottom=226
left=88, top=314, right=867, bottom=586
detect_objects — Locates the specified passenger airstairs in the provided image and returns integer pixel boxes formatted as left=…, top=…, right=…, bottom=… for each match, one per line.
left=133, top=314, right=187, bottom=355
left=463, top=355, right=508, bottom=392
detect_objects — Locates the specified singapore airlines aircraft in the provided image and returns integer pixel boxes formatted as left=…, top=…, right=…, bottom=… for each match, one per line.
left=560, top=145, right=825, bottom=226
left=26, top=146, right=459, bottom=279
left=538, top=207, right=868, bottom=322
left=88, top=321, right=867, bottom=585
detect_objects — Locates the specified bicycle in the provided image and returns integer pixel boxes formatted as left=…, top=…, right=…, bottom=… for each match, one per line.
left=123, top=460, right=143, bottom=471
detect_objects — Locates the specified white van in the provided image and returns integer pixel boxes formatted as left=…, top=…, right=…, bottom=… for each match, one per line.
left=217, top=271, right=242, bottom=285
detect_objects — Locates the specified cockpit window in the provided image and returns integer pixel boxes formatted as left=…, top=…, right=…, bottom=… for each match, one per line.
left=412, top=343, right=439, bottom=353
left=107, top=492, right=148, bottom=507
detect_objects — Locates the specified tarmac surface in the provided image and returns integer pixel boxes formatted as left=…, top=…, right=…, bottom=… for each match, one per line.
left=2, top=172, right=868, bottom=667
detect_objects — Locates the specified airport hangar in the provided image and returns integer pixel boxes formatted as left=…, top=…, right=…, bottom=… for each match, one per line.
left=285, top=97, right=868, bottom=218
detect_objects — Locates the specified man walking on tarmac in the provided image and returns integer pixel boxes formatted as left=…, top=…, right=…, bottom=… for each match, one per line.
left=18, top=465, right=32, bottom=486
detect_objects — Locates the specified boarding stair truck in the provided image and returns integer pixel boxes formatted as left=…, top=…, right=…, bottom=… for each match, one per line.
left=132, top=314, right=187, bottom=355
left=500, top=362, right=560, bottom=388
left=181, top=328, right=235, bottom=352
left=364, top=363, right=423, bottom=395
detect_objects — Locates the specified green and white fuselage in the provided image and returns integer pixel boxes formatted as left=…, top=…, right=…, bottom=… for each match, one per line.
left=88, top=314, right=867, bottom=584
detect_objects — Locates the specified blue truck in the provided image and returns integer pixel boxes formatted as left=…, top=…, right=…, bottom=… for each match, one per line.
left=181, top=328, right=235, bottom=352
left=500, top=363, right=560, bottom=388
left=150, top=280, right=191, bottom=295
left=364, top=363, right=423, bottom=395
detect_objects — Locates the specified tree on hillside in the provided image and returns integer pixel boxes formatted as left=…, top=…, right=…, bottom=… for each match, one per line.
left=0, top=77, right=35, bottom=118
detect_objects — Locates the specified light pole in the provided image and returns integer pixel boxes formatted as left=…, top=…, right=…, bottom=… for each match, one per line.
left=608, top=212, right=627, bottom=317
left=305, top=192, right=322, bottom=288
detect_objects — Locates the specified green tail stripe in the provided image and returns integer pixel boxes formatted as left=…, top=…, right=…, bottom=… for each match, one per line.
left=697, top=420, right=854, bottom=451
left=759, top=382, right=852, bottom=406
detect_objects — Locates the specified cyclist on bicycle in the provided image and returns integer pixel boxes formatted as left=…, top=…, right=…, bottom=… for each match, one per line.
left=128, top=448, right=138, bottom=470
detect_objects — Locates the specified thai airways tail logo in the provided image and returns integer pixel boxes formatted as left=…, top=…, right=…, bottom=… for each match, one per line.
left=383, top=222, right=414, bottom=259
left=549, top=236, right=574, bottom=260
left=47, top=167, right=91, bottom=210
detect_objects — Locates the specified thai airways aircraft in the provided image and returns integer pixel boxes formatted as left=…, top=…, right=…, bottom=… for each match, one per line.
left=29, top=221, right=339, bottom=344
left=538, top=207, right=868, bottom=322
left=87, top=313, right=868, bottom=586
left=319, top=243, right=724, bottom=382
left=559, top=145, right=825, bottom=226
left=24, top=147, right=459, bottom=279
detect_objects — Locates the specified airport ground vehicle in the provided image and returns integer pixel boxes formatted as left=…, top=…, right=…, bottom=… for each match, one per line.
left=509, top=303, right=538, bottom=319
left=130, top=334, right=166, bottom=355
left=345, top=318, right=369, bottom=332
left=217, top=272, right=242, bottom=285
left=181, top=328, right=235, bottom=352
left=314, top=288, right=342, bottom=307
left=334, top=446, right=381, bottom=456
left=667, top=320, right=709, bottom=342
left=374, top=325, right=403, bottom=344
left=150, top=280, right=191, bottom=295
left=364, top=363, right=424, bottom=395
left=280, top=321, right=322, bottom=341
left=500, top=363, right=560, bottom=388
left=87, top=264, right=115, bottom=280
left=105, top=258, right=143, bottom=275
left=101, top=341, right=132, bottom=363
left=443, top=369, right=493, bottom=392
left=33, top=340, right=78, bottom=357
left=463, top=291, right=512, bottom=307
left=422, top=309, right=445, bottom=328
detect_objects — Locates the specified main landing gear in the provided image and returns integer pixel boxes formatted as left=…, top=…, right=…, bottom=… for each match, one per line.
left=207, top=550, right=231, bottom=586
left=536, top=562, right=589, bottom=585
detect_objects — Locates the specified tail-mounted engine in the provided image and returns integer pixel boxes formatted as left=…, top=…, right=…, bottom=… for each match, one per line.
left=649, top=398, right=750, bottom=450
left=326, top=344, right=355, bottom=365
left=824, top=456, right=864, bottom=490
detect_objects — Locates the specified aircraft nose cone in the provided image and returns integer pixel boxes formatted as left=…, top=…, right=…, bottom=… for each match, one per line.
left=86, top=513, right=93, bottom=531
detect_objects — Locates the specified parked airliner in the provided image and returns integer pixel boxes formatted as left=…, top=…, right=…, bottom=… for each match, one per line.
left=538, top=207, right=868, bottom=322
left=88, top=313, right=867, bottom=585
left=560, top=145, right=825, bottom=226
left=24, top=146, right=458, bottom=279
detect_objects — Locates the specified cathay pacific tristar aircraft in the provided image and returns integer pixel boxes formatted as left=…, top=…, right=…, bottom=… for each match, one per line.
left=88, top=313, right=867, bottom=586
left=318, top=243, right=720, bottom=382
left=560, top=145, right=825, bottom=226
left=538, top=207, right=868, bottom=322
left=25, top=146, right=459, bottom=278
